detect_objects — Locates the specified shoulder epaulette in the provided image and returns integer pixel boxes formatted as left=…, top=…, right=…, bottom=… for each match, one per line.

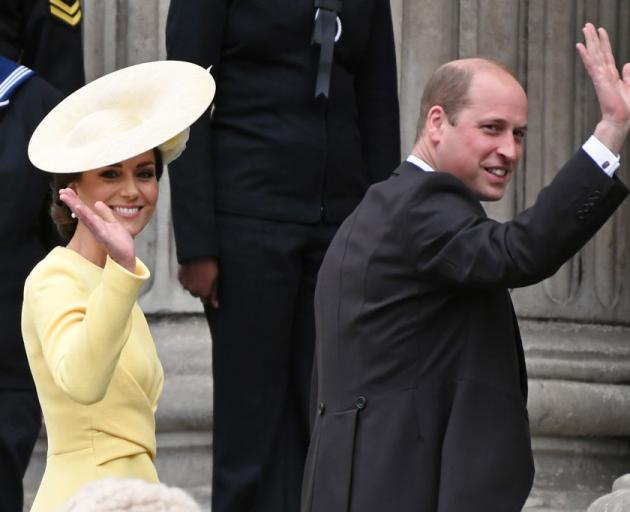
left=0, top=56, right=35, bottom=109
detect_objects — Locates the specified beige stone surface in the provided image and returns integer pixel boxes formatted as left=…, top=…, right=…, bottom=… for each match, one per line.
left=21, top=2, right=630, bottom=511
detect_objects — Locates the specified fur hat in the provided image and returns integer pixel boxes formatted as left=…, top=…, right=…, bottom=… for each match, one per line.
left=58, top=478, right=202, bottom=512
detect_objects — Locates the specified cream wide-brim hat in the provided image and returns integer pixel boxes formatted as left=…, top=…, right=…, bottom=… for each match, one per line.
left=28, top=60, right=215, bottom=174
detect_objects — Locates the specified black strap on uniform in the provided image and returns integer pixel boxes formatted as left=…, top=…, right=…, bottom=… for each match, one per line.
left=312, top=0, right=342, bottom=99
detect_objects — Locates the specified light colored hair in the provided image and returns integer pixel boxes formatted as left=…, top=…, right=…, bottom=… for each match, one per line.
left=58, top=478, right=201, bottom=512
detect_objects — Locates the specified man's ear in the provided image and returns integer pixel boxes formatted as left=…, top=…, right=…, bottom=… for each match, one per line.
left=425, top=105, right=447, bottom=142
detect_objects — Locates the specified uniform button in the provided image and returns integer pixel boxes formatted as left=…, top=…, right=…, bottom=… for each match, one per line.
left=355, top=396, right=367, bottom=410
left=318, top=402, right=325, bottom=415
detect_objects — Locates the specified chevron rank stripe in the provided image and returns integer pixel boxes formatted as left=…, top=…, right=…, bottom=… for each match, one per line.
left=49, top=0, right=82, bottom=26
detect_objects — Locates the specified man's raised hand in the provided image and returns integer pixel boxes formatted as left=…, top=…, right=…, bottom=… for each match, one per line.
left=577, top=23, right=630, bottom=154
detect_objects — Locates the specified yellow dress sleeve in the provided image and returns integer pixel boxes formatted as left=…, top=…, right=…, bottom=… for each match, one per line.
left=26, top=255, right=150, bottom=404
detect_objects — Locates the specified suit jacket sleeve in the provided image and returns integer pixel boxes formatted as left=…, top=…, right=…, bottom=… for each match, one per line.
left=25, top=257, right=149, bottom=405
left=404, top=150, right=628, bottom=288
left=165, top=0, right=229, bottom=262
left=354, top=0, right=401, bottom=183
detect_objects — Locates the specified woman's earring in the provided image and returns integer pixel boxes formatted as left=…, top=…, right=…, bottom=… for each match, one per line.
left=71, top=212, right=77, bottom=219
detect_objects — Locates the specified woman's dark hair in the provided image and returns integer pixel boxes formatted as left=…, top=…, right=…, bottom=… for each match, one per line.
left=49, top=148, right=163, bottom=241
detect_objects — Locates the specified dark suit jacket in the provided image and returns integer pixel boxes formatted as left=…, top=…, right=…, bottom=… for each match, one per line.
left=301, top=150, right=628, bottom=512
left=166, top=0, right=400, bottom=262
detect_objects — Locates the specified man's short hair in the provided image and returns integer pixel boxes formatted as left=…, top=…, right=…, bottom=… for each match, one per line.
left=415, top=59, right=518, bottom=139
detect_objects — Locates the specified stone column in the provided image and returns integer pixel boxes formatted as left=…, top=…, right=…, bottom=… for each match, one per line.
left=23, top=1, right=630, bottom=511
left=82, top=0, right=202, bottom=314
left=515, top=2, right=630, bottom=509
left=83, top=0, right=215, bottom=500
left=392, top=1, right=630, bottom=510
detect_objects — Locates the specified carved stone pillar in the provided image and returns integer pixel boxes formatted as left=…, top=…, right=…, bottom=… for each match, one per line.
left=515, top=2, right=630, bottom=509
left=23, top=1, right=630, bottom=511
left=82, top=0, right=202, bottom=314
left=392, top=1, right=630, bottom=510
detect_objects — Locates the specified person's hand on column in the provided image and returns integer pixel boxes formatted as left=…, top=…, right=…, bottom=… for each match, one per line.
left=59, top=187, right=136, bottom=272
left=577, top=22, right=630, bottom=154
left=178, top=259, right=220, bottom=308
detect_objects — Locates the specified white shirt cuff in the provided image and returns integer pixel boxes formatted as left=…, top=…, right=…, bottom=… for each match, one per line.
left=582, top=135, right=620, bottom=177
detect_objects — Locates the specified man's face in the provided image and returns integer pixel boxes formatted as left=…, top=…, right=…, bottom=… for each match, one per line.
left=433, top=69, right=528, bottom=201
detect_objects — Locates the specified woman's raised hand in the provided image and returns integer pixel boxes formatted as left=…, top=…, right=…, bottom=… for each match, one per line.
left=59, top=188, right=137, bottom=272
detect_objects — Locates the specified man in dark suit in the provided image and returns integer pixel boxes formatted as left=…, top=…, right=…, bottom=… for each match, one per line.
left=302, top=24, right=630, bottom=512
left=0, top=1, right=83, bottom=510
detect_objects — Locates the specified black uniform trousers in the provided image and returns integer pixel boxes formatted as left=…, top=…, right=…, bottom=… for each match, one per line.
left=0, top=291, right=43, bottom=512
left=206, top=213, right=338, bottom=512
left=0, top=389, right=41, bottom=512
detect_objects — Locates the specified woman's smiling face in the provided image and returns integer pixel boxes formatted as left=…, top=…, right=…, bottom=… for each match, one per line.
left=71, top=149, right=159, bottom=237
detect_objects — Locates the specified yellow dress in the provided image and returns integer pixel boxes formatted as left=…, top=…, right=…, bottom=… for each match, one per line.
left=21, top=247, right=164, bottom=511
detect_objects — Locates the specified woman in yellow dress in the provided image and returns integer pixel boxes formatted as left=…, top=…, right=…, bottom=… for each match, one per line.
left=22, top=60, right=214, bottom=512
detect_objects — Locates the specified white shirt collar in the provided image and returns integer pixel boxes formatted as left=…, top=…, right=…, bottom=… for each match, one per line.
left=406, top=154, right=435, bottom=172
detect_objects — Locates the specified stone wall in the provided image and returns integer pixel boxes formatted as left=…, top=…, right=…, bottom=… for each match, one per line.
left=390, top=2, right=630, bottom=510
left=23, top=1, right=630, bottom=511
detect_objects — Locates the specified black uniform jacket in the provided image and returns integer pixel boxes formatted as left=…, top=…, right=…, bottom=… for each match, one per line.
left=0, top=60, right=62, bottom=388
left=302, top=150, right=628, bottom=512
left=166, top=0, right=400, bottom=262
left=0, top=0, right=84, bottom=96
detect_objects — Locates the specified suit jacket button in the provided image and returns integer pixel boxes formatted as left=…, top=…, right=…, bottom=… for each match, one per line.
left=355, top=396, right=367, bottom=410
left=318, top=402, right=325, bottom=415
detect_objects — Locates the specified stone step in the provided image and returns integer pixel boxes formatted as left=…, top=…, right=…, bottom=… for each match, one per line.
left=524, top=488, right=595, bottom=512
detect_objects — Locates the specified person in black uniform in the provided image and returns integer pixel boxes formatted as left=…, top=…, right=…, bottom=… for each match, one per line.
left=0, top=1, right=84, bottom=510
left=0, top=0, right=84, bottom=96
left=165, top=1, right=400, bottom=511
